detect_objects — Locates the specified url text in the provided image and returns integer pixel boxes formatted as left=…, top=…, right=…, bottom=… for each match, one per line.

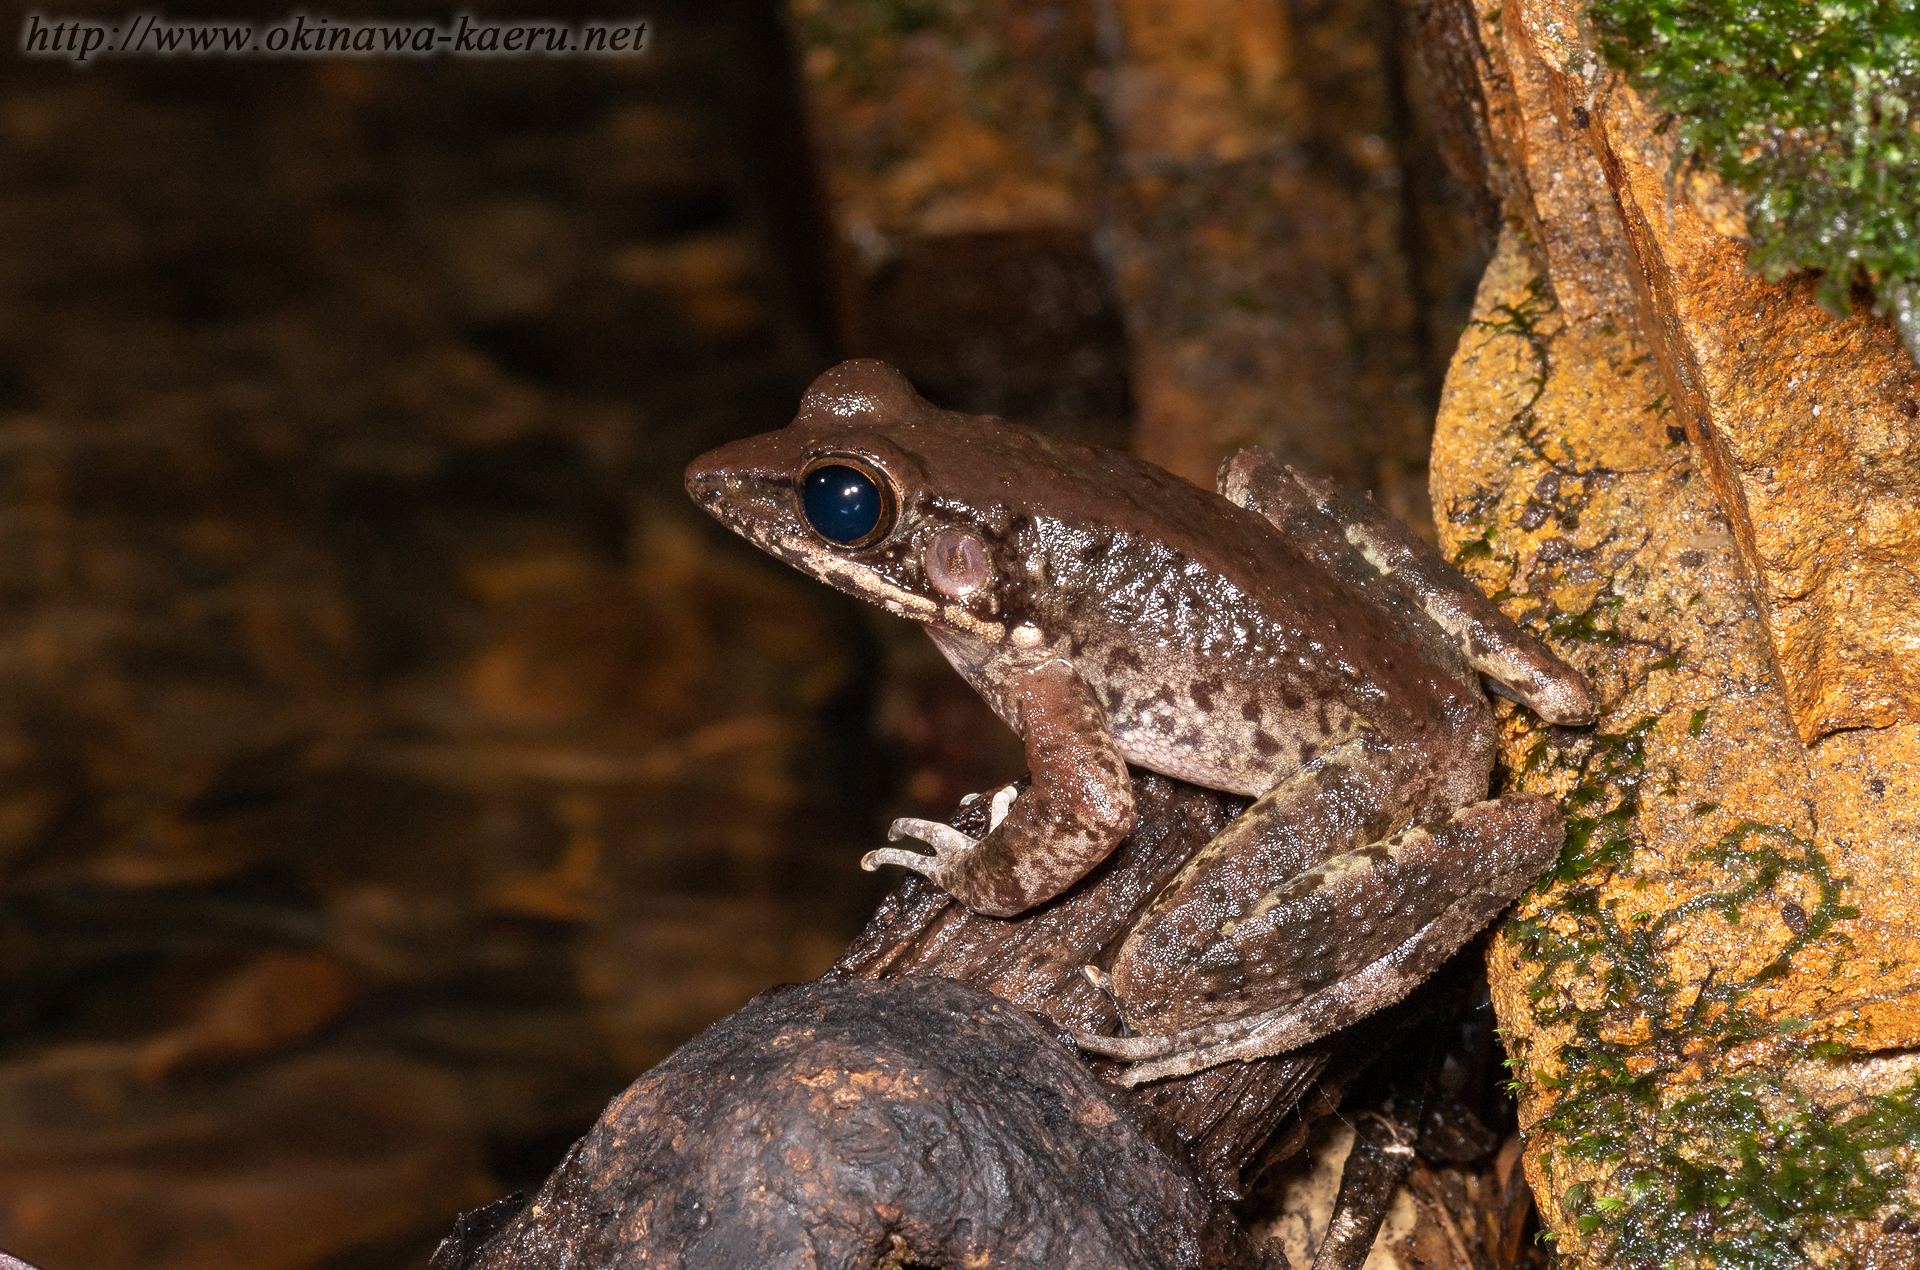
left=20, top=11, right=651, bottom=62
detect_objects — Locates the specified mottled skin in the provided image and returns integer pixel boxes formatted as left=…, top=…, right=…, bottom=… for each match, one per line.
left=686, top=361, right=1595, bottom=1083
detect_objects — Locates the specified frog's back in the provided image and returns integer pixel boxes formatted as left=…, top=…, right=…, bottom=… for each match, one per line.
left=909, top=420, right=1491, bottom=798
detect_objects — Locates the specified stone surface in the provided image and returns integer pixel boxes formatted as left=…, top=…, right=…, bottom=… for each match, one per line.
left=1436, top=227, right=1920, bottom=1270
left=1419, top=11, right=1920, bottom=1249
left=1508, top=0, right=1920, bottom=741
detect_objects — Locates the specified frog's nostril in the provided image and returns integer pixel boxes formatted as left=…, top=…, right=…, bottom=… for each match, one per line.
left=683, top=454, right=722, bottom=500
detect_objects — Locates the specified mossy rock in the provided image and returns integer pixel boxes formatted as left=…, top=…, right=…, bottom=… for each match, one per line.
left=1588, top=0, right=1920, bottom=354
left=1434, top=228, right=1920, bottom=1270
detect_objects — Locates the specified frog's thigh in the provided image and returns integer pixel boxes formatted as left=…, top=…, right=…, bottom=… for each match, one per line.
left=1218, top=449, right=1592, bottom=725
left=1093, top=793, right=1562, bottom=1082
left=872, top=658, right=1134, bottom=917
left=1112, top=730, right=1422, bottom=1011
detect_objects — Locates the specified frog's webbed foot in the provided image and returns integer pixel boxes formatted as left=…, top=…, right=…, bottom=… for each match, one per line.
left=859, top=660, right=1134, bottom=918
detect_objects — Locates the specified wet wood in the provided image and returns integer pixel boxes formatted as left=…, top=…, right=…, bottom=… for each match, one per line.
left=430, top=975, right=1284, bottom=1270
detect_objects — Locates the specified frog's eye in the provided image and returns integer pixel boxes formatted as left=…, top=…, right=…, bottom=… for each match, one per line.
left=800, top=456, right=896, bottom=547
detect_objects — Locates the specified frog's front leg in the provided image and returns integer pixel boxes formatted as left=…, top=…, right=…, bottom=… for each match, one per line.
left=863, top=658, right=1135, bottom=917
left=1076, top=734, right=1562, bottom=1084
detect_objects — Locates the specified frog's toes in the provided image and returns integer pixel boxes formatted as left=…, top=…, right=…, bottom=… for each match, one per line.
left=1079, top=965, right=1138, bottom=1033
left=887, top=817, right=979, bottom=857
left=952, top=783, right=1016, bottom=826
left=1073, top=1020, right=1279, bottom=1086
left=1073, top=1026, right=1200, bottom=1063
left=987, top=783, right=1018, bottom=830
left=863, top=818, right=979, bottom=877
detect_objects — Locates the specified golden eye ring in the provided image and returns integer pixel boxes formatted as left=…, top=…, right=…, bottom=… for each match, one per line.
left=798, top=453, right=898, bottom=548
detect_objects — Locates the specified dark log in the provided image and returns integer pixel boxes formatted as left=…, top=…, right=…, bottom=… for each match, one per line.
left=1401, top=0, right=1504, bottom=243
left=431, top=975, right=1281, bottom=1270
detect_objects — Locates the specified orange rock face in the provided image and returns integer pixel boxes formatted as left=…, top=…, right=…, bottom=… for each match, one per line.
left=1514, top=0, right=1920, bottom=742
left=1428, top=0, right=1920, bottom=1253
left=1439, top=224, right=1920, bottom=1270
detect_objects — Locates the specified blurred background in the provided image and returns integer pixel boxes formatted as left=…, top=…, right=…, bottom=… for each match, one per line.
left=0, top=0, right=1488, bottom=1264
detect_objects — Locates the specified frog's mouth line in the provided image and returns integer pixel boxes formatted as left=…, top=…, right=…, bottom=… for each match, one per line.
left=813, top=558, right=1008, bottom=643
left=688, top=466, right=1008, bottom=643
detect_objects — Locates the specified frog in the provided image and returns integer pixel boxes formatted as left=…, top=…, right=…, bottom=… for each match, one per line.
left=685, top=359, right=1595, bottom=1085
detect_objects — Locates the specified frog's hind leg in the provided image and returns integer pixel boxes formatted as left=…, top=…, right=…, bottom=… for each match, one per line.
left=1079, top=792, right=1563, bottom=1085
left=1218, top=449, right=1594, bottom=726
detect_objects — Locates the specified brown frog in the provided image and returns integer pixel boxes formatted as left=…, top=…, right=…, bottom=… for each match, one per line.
left=685, top=360, right=1594, bottom=1083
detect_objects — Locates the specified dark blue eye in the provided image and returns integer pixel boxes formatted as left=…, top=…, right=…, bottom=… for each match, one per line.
left=801, top=461, right=893, bottom=545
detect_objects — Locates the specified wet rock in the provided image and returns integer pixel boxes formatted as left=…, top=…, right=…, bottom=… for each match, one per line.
left=1417, top=7, right=1920, bottom=1252
left=1479, top=0, right=1920, bottom=740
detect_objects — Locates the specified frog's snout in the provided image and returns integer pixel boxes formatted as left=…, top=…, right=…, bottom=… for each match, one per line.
left=683, top=450, right=725, bottom=507
left=683, top=448, right=759, bottom=540
left=683, top=436, right=772, bottom=513
left=685, top=435, right=810, bottom=545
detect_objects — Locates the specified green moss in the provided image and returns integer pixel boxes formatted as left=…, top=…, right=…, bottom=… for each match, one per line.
left=1569, top=1070, right=1920, bottom=1270
left=1548, top=603, right=1626, bottom=647
left=1507, top=767, right=1893, bottom=1266
left=1537, top=715, right=1657, bottom=885
left=1587, top=0, right=1920, bottom=357
left=1453, top=532, right=1496, bottom=564
left=1472, top=273, right=1557, bottom=416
